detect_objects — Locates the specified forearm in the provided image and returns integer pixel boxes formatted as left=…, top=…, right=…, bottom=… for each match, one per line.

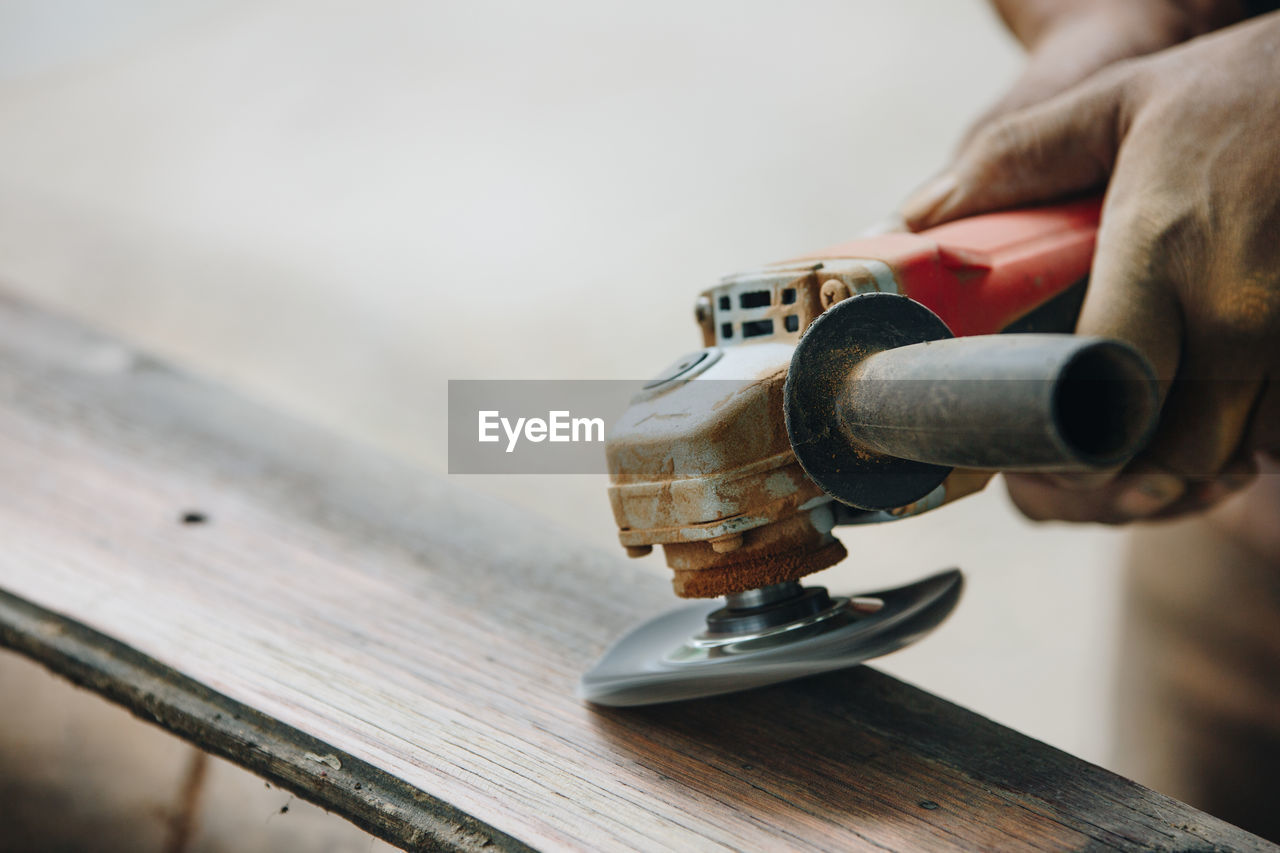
left=991, top=0, right=1248, bottom=49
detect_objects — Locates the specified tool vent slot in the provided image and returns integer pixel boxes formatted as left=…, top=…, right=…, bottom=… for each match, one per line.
left=739, top=291, right=771, bottom=309
left=742, top=319, right=774, bottom=338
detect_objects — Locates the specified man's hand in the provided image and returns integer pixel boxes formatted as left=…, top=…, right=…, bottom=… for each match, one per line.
left=902, top=13, right=1280, bottom=523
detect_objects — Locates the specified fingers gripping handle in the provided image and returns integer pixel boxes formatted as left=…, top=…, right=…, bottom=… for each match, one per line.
left=784, top=286, right=1158, bottom=513
left=784, top=196, right=1147, bottom=512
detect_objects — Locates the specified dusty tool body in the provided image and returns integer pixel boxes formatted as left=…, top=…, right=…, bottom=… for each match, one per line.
left=582, top=198, right=1159, bottom=707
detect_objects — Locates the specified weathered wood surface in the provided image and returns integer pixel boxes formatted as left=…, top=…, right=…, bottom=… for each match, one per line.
left=0, top=288, right=1269, bottom=852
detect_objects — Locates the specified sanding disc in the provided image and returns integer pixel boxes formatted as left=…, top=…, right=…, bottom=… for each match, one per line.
left=579, top=568, right=962, bottom=707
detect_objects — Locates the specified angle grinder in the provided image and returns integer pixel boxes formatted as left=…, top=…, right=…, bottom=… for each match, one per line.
left=582, top=197, right=1159, bottom=706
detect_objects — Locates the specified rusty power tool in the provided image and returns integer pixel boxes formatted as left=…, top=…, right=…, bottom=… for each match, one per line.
left=580, top=198, right=1160, bottom=706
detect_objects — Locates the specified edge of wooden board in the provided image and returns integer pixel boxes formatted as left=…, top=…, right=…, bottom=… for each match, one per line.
left=0, top=586, right=535, bottom=853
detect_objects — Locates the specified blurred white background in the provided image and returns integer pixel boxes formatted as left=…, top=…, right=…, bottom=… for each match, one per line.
left=0, top=0, right=1135, bottom=846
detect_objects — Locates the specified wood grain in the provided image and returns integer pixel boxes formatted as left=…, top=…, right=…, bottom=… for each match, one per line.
left=0, top=289, right=1269, bottom=852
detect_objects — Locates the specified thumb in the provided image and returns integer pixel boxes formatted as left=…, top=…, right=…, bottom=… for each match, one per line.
left=901, top=70, right=1129, bottom=230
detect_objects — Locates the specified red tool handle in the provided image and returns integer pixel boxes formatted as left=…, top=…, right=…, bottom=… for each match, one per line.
left=800, top=197, right=1101, bottom=336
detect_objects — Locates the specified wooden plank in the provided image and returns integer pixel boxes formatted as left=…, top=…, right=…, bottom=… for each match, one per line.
left=0, top=288, right=1269, bottom=852
left=0, top=588, right=526, bottom=852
